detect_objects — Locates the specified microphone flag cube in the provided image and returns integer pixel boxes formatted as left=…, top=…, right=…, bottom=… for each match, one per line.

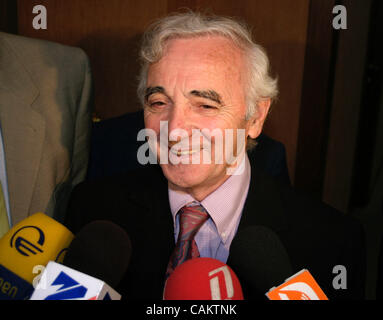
left=266, top=269, right=328, bottom=300
left=30, top=261, right=121, bottom=300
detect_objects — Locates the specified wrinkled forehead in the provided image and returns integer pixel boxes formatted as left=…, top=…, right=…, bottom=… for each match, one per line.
left=164, top=35, right=243, bottom=61
left=148, top=36, right=247, bottom=86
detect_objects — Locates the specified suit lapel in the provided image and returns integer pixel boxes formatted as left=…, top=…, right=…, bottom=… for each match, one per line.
left=122, top=165, right=174, bottom=298
left=237, top=166, right=289, bottom=232
left=227, top=166, right=289, bottom=268
left=152, top=166, right=175, bottom=268
left=0, top=35, right=45, bottom=225
left=125, top=165, right=175, bottom=265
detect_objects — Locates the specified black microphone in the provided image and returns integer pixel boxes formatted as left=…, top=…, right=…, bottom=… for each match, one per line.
left=228, top=225, right=293, bottom=299
left=63, top=220, right=132, bottom=289
left=30, top=220, right=132, bottom=300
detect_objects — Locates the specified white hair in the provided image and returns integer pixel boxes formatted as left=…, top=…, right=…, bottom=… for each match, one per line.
left=137, top=11, right=278, bottom=120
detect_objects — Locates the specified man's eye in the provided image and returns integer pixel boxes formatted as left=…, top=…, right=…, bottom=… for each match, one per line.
left=201, top=104, right=216, bottom=109
left=149, top=101, right=166, bottom=107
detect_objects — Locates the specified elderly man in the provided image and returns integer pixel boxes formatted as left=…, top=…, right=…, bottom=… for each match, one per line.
left=65, top=12, right=365, bottom=300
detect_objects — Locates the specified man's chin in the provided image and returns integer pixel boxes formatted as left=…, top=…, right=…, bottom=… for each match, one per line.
left=159, top=162, right=231, bottom=199
left=160, top=163, right=208, bottom=190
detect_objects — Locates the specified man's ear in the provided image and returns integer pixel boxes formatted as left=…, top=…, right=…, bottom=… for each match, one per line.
left=247, top=99, right=271, bottom=139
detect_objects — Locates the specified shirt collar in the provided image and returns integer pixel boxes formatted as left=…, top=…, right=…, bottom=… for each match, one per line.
left=168, top=154, right=251, bottom=243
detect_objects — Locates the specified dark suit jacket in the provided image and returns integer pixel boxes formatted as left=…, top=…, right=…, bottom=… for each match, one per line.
left=65, top=163, right=365, bottom=300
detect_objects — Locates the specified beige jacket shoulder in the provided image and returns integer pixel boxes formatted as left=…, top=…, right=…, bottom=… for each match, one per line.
left=0, top=32, right=92, bottom=225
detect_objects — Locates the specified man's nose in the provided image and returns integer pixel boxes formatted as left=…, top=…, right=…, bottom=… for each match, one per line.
left=167, top=103, right=190, bottom=139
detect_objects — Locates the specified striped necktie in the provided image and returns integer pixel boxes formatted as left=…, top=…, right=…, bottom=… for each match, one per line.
left=0, top=182, right=9, bottom=238
left=166, top=202, right=209, bottom=278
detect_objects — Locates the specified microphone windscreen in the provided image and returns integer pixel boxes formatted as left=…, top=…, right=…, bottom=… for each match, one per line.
left=163, top=257, right=243, bottom=300
left=228, top=226, right=293, bottom=298
left=0, top=212, right=74, bottom=283
left=0, top=213, right=74, bottom=299
left=63, top=220, right=131, bottom=288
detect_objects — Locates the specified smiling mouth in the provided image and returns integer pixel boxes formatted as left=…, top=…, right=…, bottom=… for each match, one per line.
left=169, top=148, right=202, bottom=156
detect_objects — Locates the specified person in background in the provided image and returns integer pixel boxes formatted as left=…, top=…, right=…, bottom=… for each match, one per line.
left=0, top=31, right=92, bottom=235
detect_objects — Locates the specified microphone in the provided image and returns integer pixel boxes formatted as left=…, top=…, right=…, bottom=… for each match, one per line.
left=227, top=226, right=293, bottom=299
left=163, top=257, right=244, bottom=300
left=30, top=220, right=132, bottom=300
left=0, top=213, right=74, bottom=300
left=266, top=269, right=328, bottom=300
